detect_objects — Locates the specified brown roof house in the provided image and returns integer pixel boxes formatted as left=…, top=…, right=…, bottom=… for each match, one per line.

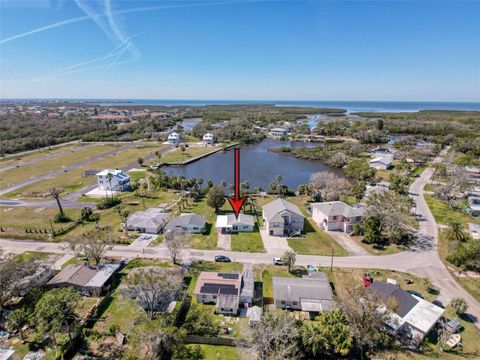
left=47, top=263, right=120, bottom=296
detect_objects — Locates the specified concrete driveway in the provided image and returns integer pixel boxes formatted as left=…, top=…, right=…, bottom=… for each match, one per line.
left=260, top=229, right=292, bottom=253
left=326, top=231, right=370, bottom=256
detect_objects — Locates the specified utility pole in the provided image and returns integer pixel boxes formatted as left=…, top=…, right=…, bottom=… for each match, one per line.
left=330, top=246, right=334, bottom=271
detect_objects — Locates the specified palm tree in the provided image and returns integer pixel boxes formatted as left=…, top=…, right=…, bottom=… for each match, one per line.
left=443, top=221, right=467, bottom=244
left=49, top=187, right=65, bottom=216
left=106, top=172, right=114, bottom=199
left=115, top=205, right=130, bottom=238
left=450, top=297, right=468, bottom=319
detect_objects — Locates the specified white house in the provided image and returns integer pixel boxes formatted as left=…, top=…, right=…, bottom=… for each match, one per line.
left=126, top=208, right=171, bottom=234
left=270, top=128, right=288, bottom=137
left=262, top=198, right=304, bottom=236
left=215, top=213, right=255, bottom=234
left=96, top=169, right=131, bottom=192
left=202, top=133, right=215, bottom=144
left=164, top=213, right=206, bottom=233
left=311, top=201, right=364, bottom=233
left=369, top=155, right=393, bottom=170
left=468, top=223, right=480, bottom=240
left=167, top=132, right=181, bottom=144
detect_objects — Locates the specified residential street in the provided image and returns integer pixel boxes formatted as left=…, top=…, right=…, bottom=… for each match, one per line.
left=0, top=149, right=479, bottom=329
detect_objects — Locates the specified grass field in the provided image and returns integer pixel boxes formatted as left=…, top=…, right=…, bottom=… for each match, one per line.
left=5, top=145, right=162, bottom=198
left=196, top=345, right=243, bottom=360
left=424, top=195, right=475, bottom=226
left=161, top=146, right=220, bottom=163
left=0, top=145, right=124, bottom=190
left=0, top=143, right=78, bottom=167
left=287, top=218, right=348, bottom=256
left=231, top=228, right=265, bottom=252
left=0, top=206, right=81, bottom=240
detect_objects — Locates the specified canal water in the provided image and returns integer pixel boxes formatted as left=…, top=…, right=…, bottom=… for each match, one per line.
left=163, top=139, right=342, bottom=190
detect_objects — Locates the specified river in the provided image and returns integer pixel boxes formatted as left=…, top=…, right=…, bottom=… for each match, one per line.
left=162, top=139, right=341, bottom=190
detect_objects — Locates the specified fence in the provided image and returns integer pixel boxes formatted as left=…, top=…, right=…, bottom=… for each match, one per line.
left=183, top=335, right=249, bottom=347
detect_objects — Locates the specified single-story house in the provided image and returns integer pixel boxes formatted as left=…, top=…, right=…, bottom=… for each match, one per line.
left=47, top=263, right=121, bottom=296
left=96, top=169, right=131, bottom=192
left=202, top=133, right=215, bottom=144
left=164, top=213, right=206, bottom=233
left=215, top=213, right=255, bottom=234
left=272, top=272, right=335, bottom=315
left=468, top=223, right=480, bottom=240
left=262, top=198, right=304, bottom=236
left=270, top=128, right=288, bottom=137
left=369, top=155, right=393, bottom=170
left=370, top=282, right=444, bottom=345
left=126, top=208, right=170, bottom=234
left=311, top=201, right=364, bottom=233
left=365, top=181, right=390, bottom=198
left=167, top=132, right=181, bottom=144
left=194, top=272, right=243, bottom=315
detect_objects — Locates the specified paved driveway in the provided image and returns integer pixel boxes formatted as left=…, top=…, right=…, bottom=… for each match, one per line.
left=217, top=233, right=232, bottom=250
left=259, top=229, right=292, bottom=254
left=326, top=231, right=370, bottom=256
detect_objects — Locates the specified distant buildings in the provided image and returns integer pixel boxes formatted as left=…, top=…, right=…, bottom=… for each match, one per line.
left=272, top=272, right=335, bottom=315
left=47, top=263, right=121, bottom=296
left=126, top=208, right=170, bottom=234
left=167, top=132, right=181, bottom=144
left=311, top=201, right=364, bottom=232
left=194, top=271, right=254, bottom=315
left=262, top=198, right=304, bottom=236
left=96, top=169, right=131, bottom=192
left=370, top=281, right=444, bottom=344
left=270, top=128, right=288, bottom=138
left=164, top=213, right=206, bottom=233
left=215, top=213, right=255, bottom=234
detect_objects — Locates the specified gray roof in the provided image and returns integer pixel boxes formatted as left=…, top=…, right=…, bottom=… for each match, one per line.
left=48, top=263, right=120, bottom=289
left=165, top=213, right=206, bottom=230
left=369, top=282, right=418, bottom=317
left=127, top=209, right=170, bottom=230
left=240, top=270, right=255, bottom=299
left=263, top=198, right=304, bottom=222
left=311, top=201, right=363, bottom=218
left=272, top=273, right=335, bottom=310
left=216, top=294, right=240, bottom=310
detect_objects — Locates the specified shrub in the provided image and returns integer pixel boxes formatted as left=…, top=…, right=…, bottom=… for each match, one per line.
left=53, top=212, right=71, bottom=223
left=97, top=197, right=121, bottom=210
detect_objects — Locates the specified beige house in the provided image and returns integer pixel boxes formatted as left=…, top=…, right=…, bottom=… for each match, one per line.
left=194, top=272, right=242, bottom=315
left=262, top=198, right=304, bottom=236
left=311, top=201, right=363, bottom=233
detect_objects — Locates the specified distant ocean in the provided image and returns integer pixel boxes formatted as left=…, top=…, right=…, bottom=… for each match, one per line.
left=3, top=98, right=480, bottom=113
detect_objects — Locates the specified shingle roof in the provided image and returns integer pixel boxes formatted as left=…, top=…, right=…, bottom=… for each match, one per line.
left=311, top=201, right=363, bottom=218
left=165, top=213, right=206, bottom=229
left=263, top=198, right=304, bottom=222
left=127, top=209, right=170, bottom=230
left=194, top=272, right=242, bottom=296
left=48, top=263, right=120, bottom=288
left=369, top=282, right=418, bottom=317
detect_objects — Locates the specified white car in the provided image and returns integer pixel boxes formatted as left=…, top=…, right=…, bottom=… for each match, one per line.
left=273, top=257, right=283, bottom=265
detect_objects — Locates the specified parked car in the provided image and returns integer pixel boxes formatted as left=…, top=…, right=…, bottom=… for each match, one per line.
left=214, top=255, right=231, bottom=263
left=273, top=257, right=283, bottom=265
left=307, top=264, right=317, bottom=272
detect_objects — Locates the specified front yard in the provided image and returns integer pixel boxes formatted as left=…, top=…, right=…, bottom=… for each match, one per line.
left=230, top=228, right=265, bottom=253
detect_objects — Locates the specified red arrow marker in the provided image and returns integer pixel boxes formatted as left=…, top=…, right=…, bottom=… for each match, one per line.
left=227, top=148, right=246, bottom=219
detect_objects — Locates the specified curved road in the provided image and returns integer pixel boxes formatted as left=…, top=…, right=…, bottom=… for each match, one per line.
left=0, top=151, right=478, bottom=328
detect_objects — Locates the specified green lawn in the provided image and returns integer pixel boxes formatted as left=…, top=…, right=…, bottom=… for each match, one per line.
left=196, top=345, right=243, bottom=360
left=350, top=235, right=407, bottom=255
left=180, top=197, right=219, bottom=250
left=424, top=195, right=474, bottom=226
left=231, top=228, right=265, bottom=253
left=288, top=218, right=348, bottom=256
left=161, top=146, right=220, bottom=163
left=0, top=143, right=78, bottom=167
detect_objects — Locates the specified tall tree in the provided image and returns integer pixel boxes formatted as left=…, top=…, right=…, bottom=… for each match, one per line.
left=206, top=185, right=226, bottom=213
left=450, top=297, right=468, bottom=319
left=66, top=228, right=115, bottom=267
left=164, top=229, right=189, bottom=265
left=115, top=205, right=130, bottom=238
left=7, top=308, right=29, bottom=340
left=281, top=250, right=296, bottom=273
left=49, top=187, right=65, bottom=216
left=106, top=172, right=114, bottom=198
left=309, top=171, right=350, bottom=202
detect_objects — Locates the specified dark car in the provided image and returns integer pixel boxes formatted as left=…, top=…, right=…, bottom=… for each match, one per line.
left=214, top=255, right=231, bottom=263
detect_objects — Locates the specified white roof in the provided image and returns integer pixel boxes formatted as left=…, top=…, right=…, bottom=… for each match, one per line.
left=403, top=295, right=444, bottom=334
left=203, top=133, right=214, bottom=139
left=311, top=201, right=363, bottom=218
left=270, top=127, right=287, bottom=132
left=85, top=263, right=121, bottom=288
left=215, top=213, right=255, bottom=228
left=96, top=169, right=130, bottom=180
left=247, top=306, right=262, bottom=322
left=369, top=156, right=393, bottom=166
left=168, top=132, right=179, bottom=138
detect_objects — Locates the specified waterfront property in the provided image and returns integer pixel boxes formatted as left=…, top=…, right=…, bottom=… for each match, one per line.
left=311, top=201, right=364, bottom=233
left=96, top=169, right=131, bottom=192
left=270, top=127, right=288, bottom=138
left=194, top=271, right=254, bottom=315
left=47, top=263, right=121, bottom=296
left=272, top=272, right=335, bottom=315
left=202, top=133, right=215, bottom=144
left=167, top=132, right=181, bottom=144
left=215, top=213, right=255, bottom=234
left=126, top=208, right=170, bottom=234
left=164, top=213, right=206, bottom=233
left=370, top=281, right=444, bottom=345
left=369, top=155, right=393, bottom=170
left=262, top=198, right=304, bottom=236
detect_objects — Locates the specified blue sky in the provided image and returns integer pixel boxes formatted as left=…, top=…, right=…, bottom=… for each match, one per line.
left=0, top=0, right=479, bottom=101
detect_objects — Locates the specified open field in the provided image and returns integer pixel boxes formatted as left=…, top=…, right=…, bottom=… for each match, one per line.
left=196, top=345, right=243, bottom=360
left=0, top=206, right=81, bottom=240
left=0, top=144, right=122, bottom=190
left=0, top=143, right=78, bottom=168
left=5, top=145, right=163, bottom=198
left=160, top=145, right=220, bottom=163
left=424, top=195, right=476, bottom=226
